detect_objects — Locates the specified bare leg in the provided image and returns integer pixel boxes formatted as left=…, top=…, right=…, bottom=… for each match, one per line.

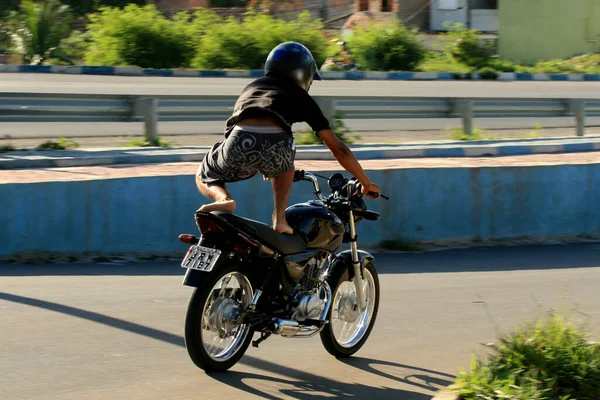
left=196, top=175, right=236, bottom=213
left=271, top=168, right=295, bottom=234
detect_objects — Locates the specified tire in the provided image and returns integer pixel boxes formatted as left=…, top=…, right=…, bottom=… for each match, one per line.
left=184, top=263, right=255, bottom=372
left=320, top=262, right=380, bottom=358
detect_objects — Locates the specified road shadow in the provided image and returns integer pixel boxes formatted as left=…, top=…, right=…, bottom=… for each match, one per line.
left=1, top=292, right=445, bottom=399
left=209, top=369, right=433, bottom=400
left=375, top=242, right=600, bottom=275
left=0, top=260, right=183, bottom=277
left=2, top=242, right=599, bottom=277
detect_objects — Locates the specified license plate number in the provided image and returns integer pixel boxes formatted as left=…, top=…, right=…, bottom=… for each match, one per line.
left=181, top=245, right=221, bottom=272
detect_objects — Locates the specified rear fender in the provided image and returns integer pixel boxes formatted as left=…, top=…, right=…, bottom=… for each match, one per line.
left=323, top=249, right=374, bottom=286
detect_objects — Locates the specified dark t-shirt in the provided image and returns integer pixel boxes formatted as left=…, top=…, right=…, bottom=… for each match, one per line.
left=225, top=73, right=331, bottom=137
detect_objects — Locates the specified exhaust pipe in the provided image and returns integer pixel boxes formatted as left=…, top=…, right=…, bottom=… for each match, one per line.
left=270, top=280, right=333, bottom=338
left=271, top=318, right=319, bottom=337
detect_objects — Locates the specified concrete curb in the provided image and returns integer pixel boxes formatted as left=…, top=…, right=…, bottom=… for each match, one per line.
left=2, top=138, right=600, bottom=169
left=2, top=64, right=600, bottom=81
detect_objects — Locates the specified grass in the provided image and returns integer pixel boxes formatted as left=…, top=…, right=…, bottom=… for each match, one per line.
left=35, top=137, right=80, bottom=151
left=296, top=111, right=360, bottom=146
left=449, top=127, right=497, bottom=141
left=453, top=313, right=600, bottom=400
left=380, top=239, right=421, bottom=252
left=125, top=136, right=173, bottom=148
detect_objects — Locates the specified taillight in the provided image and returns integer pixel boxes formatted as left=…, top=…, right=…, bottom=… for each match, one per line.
left=179, top=234, right=199, bottom=245
left=197, top=218, right=225, bottom=235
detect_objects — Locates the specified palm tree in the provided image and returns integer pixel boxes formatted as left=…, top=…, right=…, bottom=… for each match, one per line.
left=10, top=0, right=72, bottom=65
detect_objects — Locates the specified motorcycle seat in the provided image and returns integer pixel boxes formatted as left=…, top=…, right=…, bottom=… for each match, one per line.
left=212, top=211, right=308, bottom=255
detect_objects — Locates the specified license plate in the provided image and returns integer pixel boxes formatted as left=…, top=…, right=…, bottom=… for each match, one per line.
left=181, top=245, right=221, bottom=272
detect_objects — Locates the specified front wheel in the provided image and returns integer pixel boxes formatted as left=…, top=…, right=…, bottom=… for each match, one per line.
left=320, top=262, right=380, bottom=358
left=184, top=264, right=254, bottom=372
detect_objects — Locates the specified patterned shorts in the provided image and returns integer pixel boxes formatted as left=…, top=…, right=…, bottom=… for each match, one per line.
left=198, top=126, right=296, bottom=185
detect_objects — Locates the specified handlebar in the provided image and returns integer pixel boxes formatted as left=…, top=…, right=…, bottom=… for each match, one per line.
left=294, top=170, right=389, bottom=201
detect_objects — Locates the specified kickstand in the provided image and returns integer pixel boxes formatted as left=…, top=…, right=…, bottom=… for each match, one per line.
left=252, top=331, right=272, bottom=348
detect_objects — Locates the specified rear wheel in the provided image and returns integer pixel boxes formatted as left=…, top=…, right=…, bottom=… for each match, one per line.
left=184, top=264, right=254, bottom=372
left=320, top=262, right=379, bottom=358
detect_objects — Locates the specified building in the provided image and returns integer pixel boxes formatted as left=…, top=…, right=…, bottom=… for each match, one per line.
left=499, top=0, right=600, bottom=64
left=430, top=0, right=498, bottom=32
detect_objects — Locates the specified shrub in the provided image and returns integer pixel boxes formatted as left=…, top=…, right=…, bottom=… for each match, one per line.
left=8, top=0, right=73, bottom=65
left=443, top=23, right=492, bottom=70
left=454, top=314, right=600, bottom=400
left=35, top=137, right=80, bottom=150
left=47, top=29, right=90, bottom=65
left=192, top=11, right=330, bottom=70
left=296, top=111, right=359, bottom=145
left=488, top=58, right=518, bottom=72
left=478, top=67, right=498, bottom=80
left=346, top=21, right=426, bottom=71
left=85, top=5, right=197, bottom=69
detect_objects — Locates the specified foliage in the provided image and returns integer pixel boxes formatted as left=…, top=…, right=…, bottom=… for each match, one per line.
left=443, top=23, right=492, bottom=69
left=85, top=5, right=197, bottom=69
left=478, top=67, right=498, bottom=80
left=46, top=29, right=89, bottom=64
left=35, top=137, right=80, bottom=150
left=125, top=136, right=173, bottom=148
left=449, top=127, right=494, bottom=141
left=417, top=52, right=470, bottom=73
left=0, top=144, right=18, bottom=153
left=192, top=11, right=330, bottom=70
left=1, top=0, right=146, bottom=17
left=296, top=111, right=359, bottom=145
left=8, top=0, right=73, bottom=65
left=454, top=314, right=600, bottom=400
left=488, top=58, right=518, bottom=72
left=346, top=21, right=427, bottom=71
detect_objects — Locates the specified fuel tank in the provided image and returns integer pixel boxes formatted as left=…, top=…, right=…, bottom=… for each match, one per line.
left=286, top=201, right=345, bottom=252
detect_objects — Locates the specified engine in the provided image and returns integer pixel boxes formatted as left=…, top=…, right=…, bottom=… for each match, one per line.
left=290, top=289, right=327, bottom=321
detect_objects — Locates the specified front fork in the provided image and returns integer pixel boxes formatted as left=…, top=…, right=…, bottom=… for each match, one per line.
left=348, top=211, right=367, bottom=311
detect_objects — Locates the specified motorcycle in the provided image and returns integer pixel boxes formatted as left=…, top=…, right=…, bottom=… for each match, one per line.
left=178, top=170, right=388, bottom=372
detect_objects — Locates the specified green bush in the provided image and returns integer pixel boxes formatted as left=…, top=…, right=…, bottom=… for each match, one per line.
left=47, top=29, right=90, bottom=65
left=417, top=52, right=470, bottom=73
left=478, top=67, right=498, bottom=80
left=488, top=58, right=518, bottom=72
left=192, top=11, right=330, bottom=70
left=443, top=23, right=492, bottom=70
left=346, top=21, right=426, bottom=71
left=8, top=0, right=73, bottom=65
left=454, top=314, right=600, bottom=400
left=35, top=137, right=80, bottom=150
left=296, top=111, right=359, bottom=145
left=85, top=5, right=198, bottom=69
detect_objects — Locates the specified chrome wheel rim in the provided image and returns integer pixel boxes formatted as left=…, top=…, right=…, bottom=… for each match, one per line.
left=331, top=269, right=376, bottom=348
left=200, top=272, right=253, bottom=361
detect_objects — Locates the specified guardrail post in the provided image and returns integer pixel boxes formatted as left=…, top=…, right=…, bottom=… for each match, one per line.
left=315, top=97, right=336, bottom=128
left=461, top=100, right=474, bottom=136
left=141, top=98, right=158, bottom=142
left=575, top=100, right=586, bottom=137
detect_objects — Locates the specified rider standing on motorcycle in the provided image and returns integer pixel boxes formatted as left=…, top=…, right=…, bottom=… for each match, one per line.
left=196, top=41, right=381, bottom=235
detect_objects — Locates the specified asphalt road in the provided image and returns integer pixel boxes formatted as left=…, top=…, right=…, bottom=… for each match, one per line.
left=2, top=243, right=600, bottom=400
left=2, top=74, right=600, bottom=97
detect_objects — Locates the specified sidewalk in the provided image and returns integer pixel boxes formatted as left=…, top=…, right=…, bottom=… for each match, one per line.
left=3, top=152, right=600, bottom=185
left=3, top=137, right=600, bottom=170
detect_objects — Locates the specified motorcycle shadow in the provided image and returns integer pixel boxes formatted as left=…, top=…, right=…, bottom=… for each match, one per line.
left=209, top=356, right=451, bottom=399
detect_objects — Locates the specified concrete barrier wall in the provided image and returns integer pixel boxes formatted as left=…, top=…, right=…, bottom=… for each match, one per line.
left=2, top=164, right=600, bottom=256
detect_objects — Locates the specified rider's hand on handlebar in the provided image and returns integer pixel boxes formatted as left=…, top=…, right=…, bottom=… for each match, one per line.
left=361, top=182, right=381, bottom=200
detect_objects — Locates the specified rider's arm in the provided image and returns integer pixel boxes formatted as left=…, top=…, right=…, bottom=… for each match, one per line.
left=317, top=129, right=380, bottom=198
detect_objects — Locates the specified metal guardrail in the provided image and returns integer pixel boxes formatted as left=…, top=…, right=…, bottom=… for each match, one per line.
left=1, top=93, right=599, bottom=140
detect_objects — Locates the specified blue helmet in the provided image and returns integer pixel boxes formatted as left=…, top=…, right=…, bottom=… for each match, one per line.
left=264, top=42, right=321, bottom=92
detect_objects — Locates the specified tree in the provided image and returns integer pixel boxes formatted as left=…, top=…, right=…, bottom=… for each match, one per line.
left=9, top=0, right=73, bottom=65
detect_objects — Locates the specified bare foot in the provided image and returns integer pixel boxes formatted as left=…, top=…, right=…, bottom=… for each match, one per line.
left=273, top=221, right=293, bottom=235
left=199, top=199, right=236, bottom=213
